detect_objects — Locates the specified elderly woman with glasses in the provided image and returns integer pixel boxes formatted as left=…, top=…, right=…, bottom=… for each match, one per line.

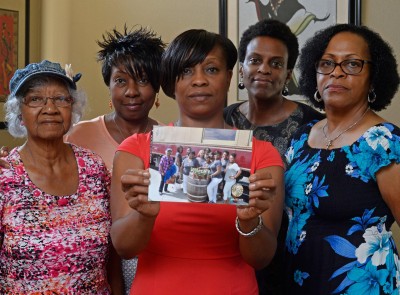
left=0, top=60, right=118, bottom=294
left=283, top=24, right=400, bottom=294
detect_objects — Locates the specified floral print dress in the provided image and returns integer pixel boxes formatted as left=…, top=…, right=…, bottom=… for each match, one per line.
left=284, top=122, right=400, bottom=295
left=0, top=145, right=111, bottom=294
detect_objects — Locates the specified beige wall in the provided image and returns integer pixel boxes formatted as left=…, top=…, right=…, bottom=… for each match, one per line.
left=39, top=0, right=220, bottom=125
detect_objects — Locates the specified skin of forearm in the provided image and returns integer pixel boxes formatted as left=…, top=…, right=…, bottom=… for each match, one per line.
left=239, top=224, right=277, bottom=269
left=110, top=211, right=156, bottom=259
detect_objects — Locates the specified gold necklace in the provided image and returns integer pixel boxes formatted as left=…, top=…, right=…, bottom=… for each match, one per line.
left=113, top=114, right=150, bottom=141
left=322, top=107, right=370, bottom=150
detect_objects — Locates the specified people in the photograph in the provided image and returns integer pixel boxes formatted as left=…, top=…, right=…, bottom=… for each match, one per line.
left=204, top=147, right=212, bottom=157
left=184, top=147, right=192, bottom=160
left=218, top=150, right=230, bottom=196
left=181, top=150, right=200, bottom=195
left=203, top=153, right=213, bottom=168
left=64, top=26, right=165, bottom=294
left=284, top=24, right=400, bottom=294
left=224, top=19, right=325, bottom=294
left=0, top=60, right=117, bottom=294
left=158, top=148, right=175, bottom=195
left=196, top=149, right=206, bottom=166
left=207, top=151, right=223, bottom=203
left=223, top=153, right=242, bottom=203
left=221, top=150, right=230, bottom=171
left=110, top=29, right=284, bottom=294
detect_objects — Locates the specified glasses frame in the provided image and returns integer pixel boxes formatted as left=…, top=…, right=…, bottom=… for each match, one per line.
left=315, top=59, right=373, bottom=75
left=22, top=95, right=74, bottom=108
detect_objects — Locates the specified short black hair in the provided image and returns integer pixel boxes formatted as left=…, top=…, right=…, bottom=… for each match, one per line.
left=160, top=29, right=237, bottom=98
left=239, top=19, right=299, bottom=69
left=298, top=23, right=399, bottom=111
left=97, top=25, right=165, bottom=91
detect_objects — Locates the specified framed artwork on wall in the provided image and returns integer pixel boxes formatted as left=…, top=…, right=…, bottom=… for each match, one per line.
left=0, top=0, right=26, bottom=129
left=0, top=9, right=18, bottom=102
left=220, top=0, right=360, bottom=102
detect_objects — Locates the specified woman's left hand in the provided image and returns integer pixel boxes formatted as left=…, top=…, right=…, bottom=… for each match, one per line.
left=237, top=170, right=277, bottom=220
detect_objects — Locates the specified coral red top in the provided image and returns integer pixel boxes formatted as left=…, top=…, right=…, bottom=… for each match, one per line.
left=118, top=133, right=283, bottom=295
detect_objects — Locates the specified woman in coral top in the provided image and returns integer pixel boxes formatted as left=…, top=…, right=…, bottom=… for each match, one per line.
left=110, top=29, right=285, bottom=295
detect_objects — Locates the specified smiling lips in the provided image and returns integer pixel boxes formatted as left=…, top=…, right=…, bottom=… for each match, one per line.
left=252, top=77, right=273, bottom=85
left=125, top=102, right=143, bottom=111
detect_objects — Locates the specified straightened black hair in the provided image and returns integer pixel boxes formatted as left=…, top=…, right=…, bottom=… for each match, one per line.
left=160, top=29, right=237, bottom=98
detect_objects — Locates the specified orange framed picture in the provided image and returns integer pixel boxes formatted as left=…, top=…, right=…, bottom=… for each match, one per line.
left=0, top=9, right=18, bottom=102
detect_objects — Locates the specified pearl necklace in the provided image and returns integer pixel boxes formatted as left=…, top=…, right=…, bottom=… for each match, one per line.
left=322, top=107, right=370, bottom=150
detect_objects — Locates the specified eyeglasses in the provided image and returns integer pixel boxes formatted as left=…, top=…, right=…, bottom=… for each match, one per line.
left=315, top=59, right=372, bottom=75
left=22, top=95, right=74, bottom=108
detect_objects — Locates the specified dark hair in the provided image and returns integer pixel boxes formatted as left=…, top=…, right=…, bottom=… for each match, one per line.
left=239, top=19, right=299, bottom=69
left=160, top=29, right=237, bottom=98
left=298, top=23, right=399, bottom=111
left=97, top=25, right=165, bottom=91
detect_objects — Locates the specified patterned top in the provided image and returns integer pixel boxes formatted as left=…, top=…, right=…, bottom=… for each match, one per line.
left=159, top=155, right=174, bottom=175
left=224, top=101, right=325, bottom=159
left=0, top=145, right=111, bottom=294
left=284, top=122, right=400, bottom=294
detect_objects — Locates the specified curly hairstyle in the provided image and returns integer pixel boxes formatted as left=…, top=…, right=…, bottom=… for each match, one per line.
left=298, top=23, right=400, bottom=111
left=160, top=29, right=237, bottom=98
left=97, top=25, right=166, bottom=91
left=238, top=19, right=299, bottom=69
left=5, top=76, right=86, bottom=138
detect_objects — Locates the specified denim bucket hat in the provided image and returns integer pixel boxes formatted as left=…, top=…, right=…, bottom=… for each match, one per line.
left=9, top=60, right=81, bottom=96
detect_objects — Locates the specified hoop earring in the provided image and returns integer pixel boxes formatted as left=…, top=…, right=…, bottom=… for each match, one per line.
left=282, top=83, right=289, bottom=96
left=238, top=76, right=245, bottom=90
left=368, top=89, right=376, bottom=103
left=314, top=90, right=322, bottom=102
left=108, top=99, right=113, bottom=110
left=155, top=93, right=160, bottom=109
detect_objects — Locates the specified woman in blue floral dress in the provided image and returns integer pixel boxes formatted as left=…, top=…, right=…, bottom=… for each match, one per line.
left=284, top=24, right=400, bottom=294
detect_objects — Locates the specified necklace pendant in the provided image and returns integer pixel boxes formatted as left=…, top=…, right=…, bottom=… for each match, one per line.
left=326, top=140, right=333, bottom=150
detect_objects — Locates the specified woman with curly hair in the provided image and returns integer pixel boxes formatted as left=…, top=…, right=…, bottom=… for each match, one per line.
left=284, top=24, right=400, bottom=294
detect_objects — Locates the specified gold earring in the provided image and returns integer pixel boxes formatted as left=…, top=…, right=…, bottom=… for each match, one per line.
left=155, top=93, right=160, bottom=108
left=108, top=99, right=113, bottom=110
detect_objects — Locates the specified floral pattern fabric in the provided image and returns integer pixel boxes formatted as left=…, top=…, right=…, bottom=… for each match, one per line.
left=284, top=122, right=400, bottom=295
left=0, top=145, right=111, bottom=294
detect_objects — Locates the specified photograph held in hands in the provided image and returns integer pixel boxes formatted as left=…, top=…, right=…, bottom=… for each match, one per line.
left=149, top=126, right=252, bottom=205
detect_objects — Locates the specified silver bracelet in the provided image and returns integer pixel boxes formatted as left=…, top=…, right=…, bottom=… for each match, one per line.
left=235, top=215, right=263, bottom=237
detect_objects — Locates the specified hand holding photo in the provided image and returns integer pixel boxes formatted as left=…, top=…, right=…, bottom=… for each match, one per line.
left=149, top=126, right=252, bottom=205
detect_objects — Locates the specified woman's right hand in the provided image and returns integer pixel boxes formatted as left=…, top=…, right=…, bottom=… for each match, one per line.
left=0, top=146, right=10, bottom=169
left=121, top=168, right=160, bottom=217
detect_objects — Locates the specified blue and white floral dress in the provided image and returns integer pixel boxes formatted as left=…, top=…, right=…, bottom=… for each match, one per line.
left=284, top=122, right=400, bottom=295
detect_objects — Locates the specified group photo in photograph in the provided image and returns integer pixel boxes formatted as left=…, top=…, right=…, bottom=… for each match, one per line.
left=149, top=126, right=252, bottom=205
